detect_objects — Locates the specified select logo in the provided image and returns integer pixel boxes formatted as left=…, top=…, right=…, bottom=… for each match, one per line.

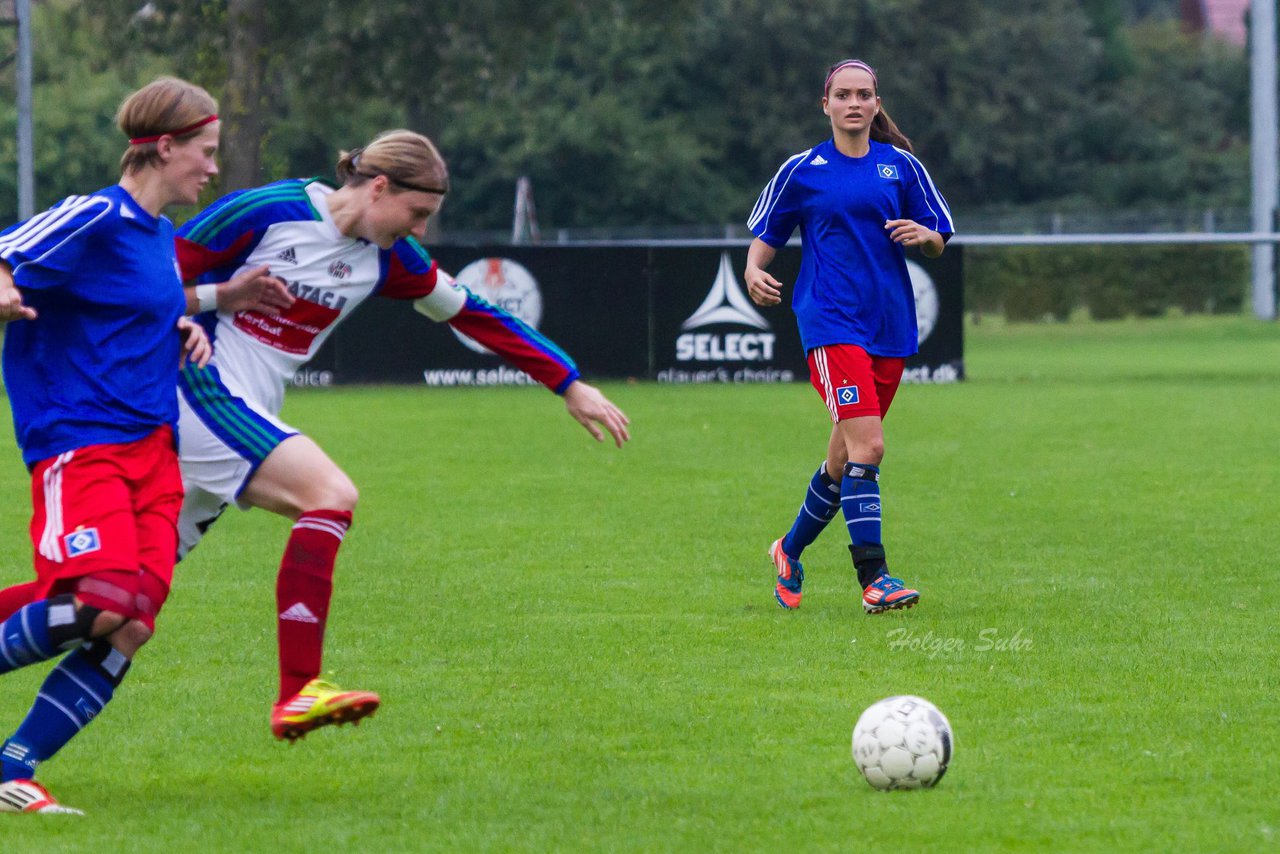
left=675, top=252, right=776, bottom=362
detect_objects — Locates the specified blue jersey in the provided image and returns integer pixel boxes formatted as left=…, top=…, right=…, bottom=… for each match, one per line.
left=0, top=185, right=186, bottom=466
left=748, top=138, right=954, bottom=356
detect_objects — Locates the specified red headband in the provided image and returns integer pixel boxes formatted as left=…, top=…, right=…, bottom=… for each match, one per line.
left=128, top=114, right=219, bottom=146
left=824, top=60, right=878, bottom=94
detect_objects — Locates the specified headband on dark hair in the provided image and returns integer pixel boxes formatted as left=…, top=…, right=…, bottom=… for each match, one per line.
left=129, top=114, right=218, bottom=146
left=824, top=60, right=878, bottom=93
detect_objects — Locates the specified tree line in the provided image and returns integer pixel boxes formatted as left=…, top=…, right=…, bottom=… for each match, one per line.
left=0, top=0, right=1252, bottom=232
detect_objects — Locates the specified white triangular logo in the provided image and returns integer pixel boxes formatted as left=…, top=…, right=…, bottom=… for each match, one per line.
left=681, top=252, right=770, bottom=331
left=279, top=602, right=319, bottom=623
left=810, top=155, right=828, bottom=165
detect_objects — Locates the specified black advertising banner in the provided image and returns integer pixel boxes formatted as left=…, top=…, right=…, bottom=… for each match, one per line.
left=650, top=246, right=964, bottom=384
left=650, top=247, right=806, bottom=384
left=309, top=246, right=651, bottom=386
left=304, top=244, right=962, bottom=386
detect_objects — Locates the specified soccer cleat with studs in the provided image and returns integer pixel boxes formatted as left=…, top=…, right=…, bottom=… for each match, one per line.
left=0, top=779, right=84, bottom=815
left=770, top=538, right=804, bottom=610
left=862, top=573, right=920, bottom=614
left=271, top=677, right=380, bottom=743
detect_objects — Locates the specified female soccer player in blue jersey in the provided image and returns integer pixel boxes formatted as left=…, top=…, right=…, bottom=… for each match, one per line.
left=172, top=130, right=631, bottom=742
left=745, top=59, right=954, bottom=614
left=0, top=77, right=220, bottom=815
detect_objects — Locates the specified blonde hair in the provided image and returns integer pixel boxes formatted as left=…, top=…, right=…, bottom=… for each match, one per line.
left=117, top=77, right=219, bottom=175
left=335, top=129, right=449, bottom=195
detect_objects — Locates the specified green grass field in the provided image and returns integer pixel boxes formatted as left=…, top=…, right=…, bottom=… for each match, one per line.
left=1, top=314, right=1278, bottom=851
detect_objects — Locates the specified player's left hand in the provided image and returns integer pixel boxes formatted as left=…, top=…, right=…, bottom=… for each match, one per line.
left=885, top=219, right=940, bottom=252
left=177, top=317, right=211, bottom=368
left=563, top=380, right=630, bottom=448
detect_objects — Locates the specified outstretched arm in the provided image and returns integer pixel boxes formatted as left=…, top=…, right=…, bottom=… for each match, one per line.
left=415, top=274, right=629, bottom=447
left=562, top=380, right=630, bottom=447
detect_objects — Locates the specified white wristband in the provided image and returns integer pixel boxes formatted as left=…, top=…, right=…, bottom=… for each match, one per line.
left=194, top=284, right=218, bottom=313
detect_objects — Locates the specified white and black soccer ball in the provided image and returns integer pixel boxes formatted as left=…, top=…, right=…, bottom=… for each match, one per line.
left=852, top=695, right=953, bottom=790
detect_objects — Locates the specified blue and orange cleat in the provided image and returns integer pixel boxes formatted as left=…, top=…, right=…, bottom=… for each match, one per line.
left=862, top=573, right=920, bottom=614
left=770, top=538, right=804, bottom=610
left=271, top=677, right=380, bottom=742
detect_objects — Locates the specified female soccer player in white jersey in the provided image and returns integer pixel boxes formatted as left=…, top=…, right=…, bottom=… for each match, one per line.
left=173, top=130, right=631, bottom=741
left=744, top=59, right=954, bottom=614
left=0, top=77, right=220, bottom=815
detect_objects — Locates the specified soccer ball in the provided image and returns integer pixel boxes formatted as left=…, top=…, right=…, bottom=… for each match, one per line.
left=852, top=695, right=953, bottom=790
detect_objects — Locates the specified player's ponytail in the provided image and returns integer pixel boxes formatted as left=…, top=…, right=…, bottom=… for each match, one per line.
left=117, top=77, right=219, bottom=175
left=871, top=109, right=913, bottom=155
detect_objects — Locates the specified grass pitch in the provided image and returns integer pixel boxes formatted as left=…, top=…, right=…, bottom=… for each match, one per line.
left=1, top=314, right=1278, bottom=851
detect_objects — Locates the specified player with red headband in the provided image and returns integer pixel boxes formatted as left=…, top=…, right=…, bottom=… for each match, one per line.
left=172, top=129, right=630, bottom=742
left=745, top=59, right=954, bottom=613
left=0, top=77, right=228, bottom=815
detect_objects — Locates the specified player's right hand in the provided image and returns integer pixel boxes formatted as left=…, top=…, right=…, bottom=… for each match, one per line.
left=0, top=283, right=37, bottom=321
left=745, top=267, right=784, bottom=307
left=218, top=264, right=294, bottom=314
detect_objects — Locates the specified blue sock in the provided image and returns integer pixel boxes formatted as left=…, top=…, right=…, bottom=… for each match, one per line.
left=0, top=599, right=68, bottom=675
left=0, top=640, right=130, bottom=782
left=841, top=463, right=882, bottom=547
left=782, top=464, right=842, bottom=558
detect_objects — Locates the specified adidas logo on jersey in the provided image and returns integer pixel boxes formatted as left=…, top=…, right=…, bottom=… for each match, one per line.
left=810, top=155, right=828, bottom=165
left=275, top=247, right=298, bottom=264
left=279, top=602, right=320, bottom=623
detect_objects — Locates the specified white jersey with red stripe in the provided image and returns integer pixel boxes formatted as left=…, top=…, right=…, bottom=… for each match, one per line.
left=176, top=178, right=578, bottom=414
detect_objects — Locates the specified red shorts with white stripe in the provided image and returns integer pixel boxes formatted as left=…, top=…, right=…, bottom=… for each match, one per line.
left=28, top=426, right=183, bottom=621
left=807, top=345, right=905, bottom=422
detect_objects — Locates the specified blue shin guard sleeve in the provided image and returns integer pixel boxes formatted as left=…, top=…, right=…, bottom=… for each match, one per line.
left=841, top=463, right=882, bottom=547
left=0, top=641, right=129, bottom=782
left=0, top=599, right=61, bottom=675
left=781, top=465, right=842, bottom=559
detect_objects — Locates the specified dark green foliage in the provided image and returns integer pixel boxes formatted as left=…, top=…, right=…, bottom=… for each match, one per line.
left=0, top=0, right=1254, bottom=231
left=967, top=244, right=1247, bottom=321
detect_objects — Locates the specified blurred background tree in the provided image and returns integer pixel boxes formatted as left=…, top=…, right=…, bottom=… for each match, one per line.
left=0, top=0, right=1253, bottom=231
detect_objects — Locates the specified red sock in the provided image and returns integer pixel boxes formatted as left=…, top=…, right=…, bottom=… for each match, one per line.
left=0, top=580, right=40, bottom=622
left=276, top=509, right=351, bottom=703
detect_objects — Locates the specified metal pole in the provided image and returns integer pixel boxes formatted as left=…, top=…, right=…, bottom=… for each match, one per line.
left=1250, top=0, right=1278, bottom=320
left=16, top=0, right=34, bottom=220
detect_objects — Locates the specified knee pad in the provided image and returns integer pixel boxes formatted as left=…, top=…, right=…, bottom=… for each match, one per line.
left=79, top=638, right=132, bottom=687
left=45, top=593, right=99, bottom=650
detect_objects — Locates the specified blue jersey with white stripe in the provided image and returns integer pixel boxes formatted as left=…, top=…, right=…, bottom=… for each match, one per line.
left=0, top=185, right=185, bottom=466
left=748, top=139, right=954, bottom=356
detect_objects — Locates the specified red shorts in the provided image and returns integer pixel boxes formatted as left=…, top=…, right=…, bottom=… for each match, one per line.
left=807, top=345, right=905, bottom=422
left=29, top=426, right=183, bottom=620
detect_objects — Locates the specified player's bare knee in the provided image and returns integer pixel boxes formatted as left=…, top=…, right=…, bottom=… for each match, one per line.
left=88, top=607, right=129, bottom=638
left=322, top=475, right=358, bottom=512
left=109, top=619, right=153, bottom=656
left=846, top=438, right=885, bottom=466
left=864, top=441, right=885, bottom=465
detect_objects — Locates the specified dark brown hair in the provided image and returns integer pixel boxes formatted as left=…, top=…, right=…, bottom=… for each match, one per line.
left=823, top=59, right=914, bottom=154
